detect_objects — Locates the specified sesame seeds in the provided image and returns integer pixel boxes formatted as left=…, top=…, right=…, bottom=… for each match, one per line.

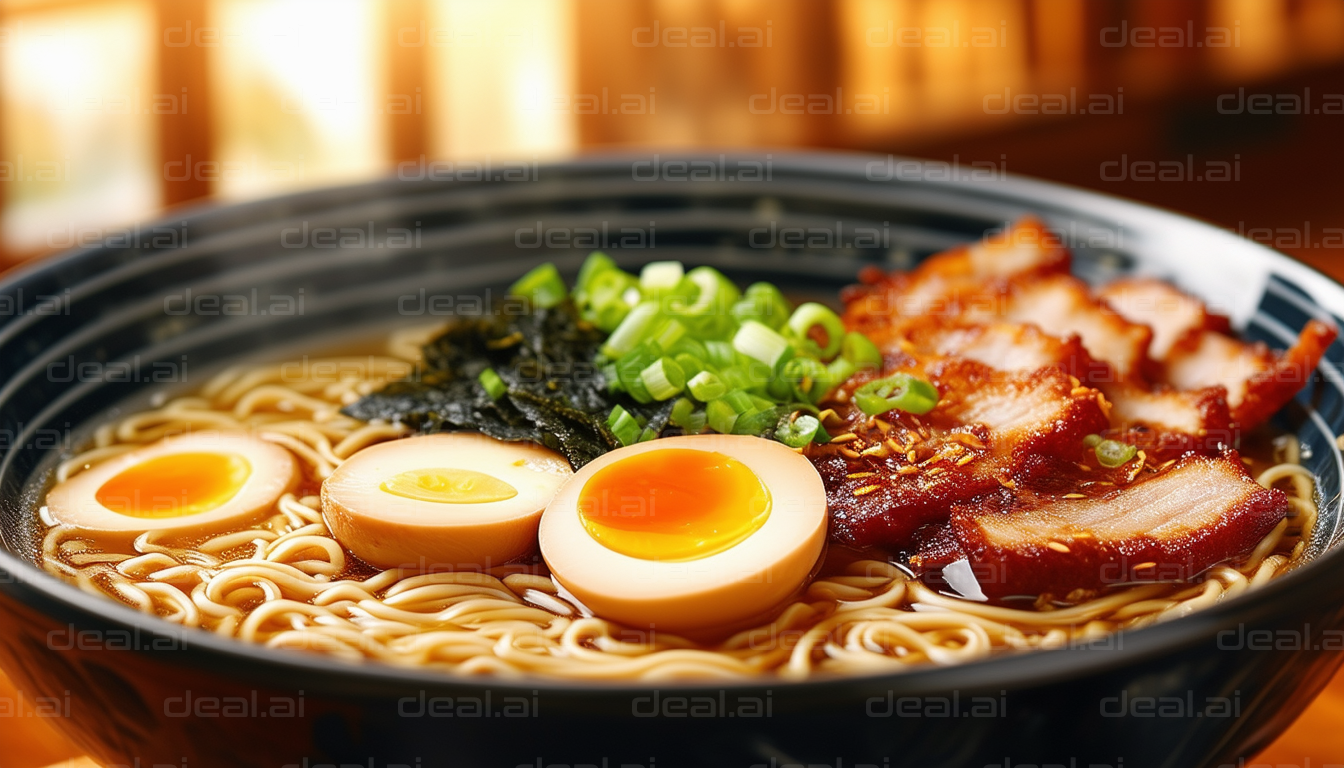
left=1047, top=542, right=1071, bottom=553
left=829, top=432, right=859, bottom=444
left=1062, top=493, right=1086, bottom=499
left=852, top=484, right=880, bottom=497
left=846, top=471, right=876, bottom=479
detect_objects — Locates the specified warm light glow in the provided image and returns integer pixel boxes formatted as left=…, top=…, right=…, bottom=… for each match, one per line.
left=0, top=2, right=159, bottom=252
left=427, top=0, right=577, bottom=161
left=209, top=0, right=388, bottom=199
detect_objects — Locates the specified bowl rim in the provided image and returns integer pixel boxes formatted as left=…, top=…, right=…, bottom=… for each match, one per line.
left=3, top=148, right=1343, bottom=697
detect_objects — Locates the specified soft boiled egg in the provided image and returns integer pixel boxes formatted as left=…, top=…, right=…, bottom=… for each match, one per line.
left=539, top=434, right=827, bottom=636
left=45, top=432, right=299, bottom=538
left=321, top=433, right=572, bottom=570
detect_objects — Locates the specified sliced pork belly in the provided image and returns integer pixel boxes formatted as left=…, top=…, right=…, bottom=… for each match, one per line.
left=935, top=364, right=1110, bottom=465
left=843, top=217, right=1069, bottom=332
left=898, top=322, right=1106, bottom=382
left=985, top=275, right=1153, bottom=381
left=819, top=364, right=1108, bottom=550
left=1162, top=319, right=1337, bottom=429
left=934, top=452, right=1286, bottom=599
left=1098, top=278, right=1231, bottom=361
left=1101, top=383, right=1234, bottom=459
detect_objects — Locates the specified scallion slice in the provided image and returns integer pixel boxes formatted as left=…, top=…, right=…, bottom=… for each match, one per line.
left=607, top=405, right=642, bottom=446
left=775, top=413, right=823, bottom=448
left=733, top=320, right=793, bottom=370
left=639, top=357, right=686, bottom=401
left=854, top=373, right=940, bottom=416
left=687, top=370, right=727, bottom=402
left=841, top=331, right=882, bottom=369
left=601, top=301, right=660, bottom=358
left=477, top=368, right=506, bottom=400
left=706, top=398, right=739, bottom=434
left=639, top=261, right=684, bottom=293
left=1095, top=439, right=1138, bottom=468
left=509, top=262, right=567, bottom=309
left=786, top=302, right=845, bottom=360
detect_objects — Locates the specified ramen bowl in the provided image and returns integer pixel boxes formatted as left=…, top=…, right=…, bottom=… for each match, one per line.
left=2, top=153, right=1343, bottom=768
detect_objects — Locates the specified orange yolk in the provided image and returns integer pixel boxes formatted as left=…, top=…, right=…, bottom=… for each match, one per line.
left=95, top=452, right=251, bottom=519
left=576, top=448, right=770, bottom=561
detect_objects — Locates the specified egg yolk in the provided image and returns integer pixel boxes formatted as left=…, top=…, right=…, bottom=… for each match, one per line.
left=576, top=448, right=770, bottom=561
left=95, top=452, right=251, bottom=519
left=380, top=468, right=519, bottom=504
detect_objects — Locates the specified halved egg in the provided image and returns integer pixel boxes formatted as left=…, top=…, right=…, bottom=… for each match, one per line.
left=321, top=433, right=572, bottom=570
left=539, top=434, right=827, bottom=636
left=45, top=432, right=299, bottom=537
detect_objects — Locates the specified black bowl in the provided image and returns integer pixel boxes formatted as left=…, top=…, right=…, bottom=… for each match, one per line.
left=2, top=153, right=1343, bottom=768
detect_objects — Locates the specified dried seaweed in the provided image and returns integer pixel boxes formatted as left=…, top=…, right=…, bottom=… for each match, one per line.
left=342, top=300, right=672, bottom=467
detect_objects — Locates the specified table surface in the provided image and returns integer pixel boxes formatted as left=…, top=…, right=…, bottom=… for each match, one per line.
left=1, top=661, right=1341, bottom=768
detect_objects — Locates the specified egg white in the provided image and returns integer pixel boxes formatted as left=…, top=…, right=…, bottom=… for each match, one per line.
left=539, top=434, right=828, bottom=636
left=321, top=433, right=572, bottom=570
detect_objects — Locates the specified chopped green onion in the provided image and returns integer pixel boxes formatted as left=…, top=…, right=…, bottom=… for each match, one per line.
left=826, top=356, right=857, bottom=384
left=667, top=336, right=707, bottom=359
left=673, top=353, right=704, bottom=379
left=705, top=340, right=736, bottom=369
left=614, top=341, right=661, bottom=403
left=601, top=301, right=660, bottom=358
left=509, top=262, right=567, bottom=309
left=583, top=268, right=638, bottom=331
left=1083, top=433, right=1103, bottom=448
left=681, top=411, right=708, bottom=434
left=718, top=365, right=753, bottom=392
left=775, top=413, right=823, bottom=448
left=638, top=427, right=658, bottom=443
left=706, top=398, right=739, bottom=434
left=683, top=266, right=740, bottom=313
left=722, top=389, right=756, bottom=414
left=841, top=331, right=882, bottom=369
left=652, top=318, right=687, bottom=350
left=854, top=373, right=940, bottom=416
left=733, top=321, right=793, bottom=370
left=1095, top=439, right=1138, bottom=468
left=607, top=406, right=642, bottom=446
left=786, top=302, right=845, bottom=360
left=639, top=261, right=684, bottom=293
left=731, top=283, right=792, bottom=330
left=478, top=368, right=506, bottom=400
left=639, top=357, right=686, bottom=401
left=733, top=407, right=778, bottom=436
left=575, top=251, right=618, bottom=293
left=669, top=397, right=696, bottom=428
left=688, top=370, right=727, bottom=401
left=766, top=375, right=794, bottom=402
left=782, top=356, right=829, bottom=404
left=601, top=363, right=622, bottom=393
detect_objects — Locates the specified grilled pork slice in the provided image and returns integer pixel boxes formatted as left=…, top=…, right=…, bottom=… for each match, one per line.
left=933, top=452, right=1286, bottom=599
left=843, top=217, right=1069, bottom=332
left=819, top=364, right=1109, bottom=550
left=1100, top=383, right=1234, bottom=459
left=898, top=321, right=1106, bottom=382
left=986, top=275, right=1153, bottom=381
left=1098, top=278, right=1232, bottom=361
left=1162, top=318, right=1337, bottom=429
